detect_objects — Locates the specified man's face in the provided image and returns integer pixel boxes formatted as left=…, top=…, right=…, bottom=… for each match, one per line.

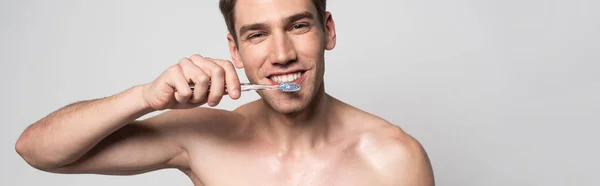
left=228, top=0, right=336, bottom=114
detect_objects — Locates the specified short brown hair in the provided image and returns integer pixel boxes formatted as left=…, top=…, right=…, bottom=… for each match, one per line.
left=219, top=0, right=327, bottom=44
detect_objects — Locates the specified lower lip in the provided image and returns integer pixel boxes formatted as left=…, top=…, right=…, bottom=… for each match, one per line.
left=268, top=71, right=307, bottom=85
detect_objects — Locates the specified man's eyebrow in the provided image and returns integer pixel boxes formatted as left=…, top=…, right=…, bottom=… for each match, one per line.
left=238, top=11, right=315, bottom=37
left=283, top=11, right=315, bottom=25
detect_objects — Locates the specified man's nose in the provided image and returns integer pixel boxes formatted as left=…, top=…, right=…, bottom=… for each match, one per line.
left=269, top=33, right=298, bottom=66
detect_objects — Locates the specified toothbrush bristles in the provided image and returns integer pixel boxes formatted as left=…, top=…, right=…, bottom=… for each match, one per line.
left=279, top=83, right=301, bottom=92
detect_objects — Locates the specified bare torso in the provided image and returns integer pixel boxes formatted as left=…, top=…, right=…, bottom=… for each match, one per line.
left=163, top=98, right=429, bottom=186
left=181, top=131, right=375, bottom=186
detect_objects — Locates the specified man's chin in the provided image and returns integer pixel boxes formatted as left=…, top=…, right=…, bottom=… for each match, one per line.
left=264, top=99, right=308, bottom=115
left=256, top=81, right=318, bottom=115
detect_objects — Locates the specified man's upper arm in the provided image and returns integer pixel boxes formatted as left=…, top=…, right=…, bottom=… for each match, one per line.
left=48, top=118, right=188, bottom=175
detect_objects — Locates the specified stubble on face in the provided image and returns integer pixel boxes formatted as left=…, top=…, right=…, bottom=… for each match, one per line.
left=232, top=0, right=329, bottom=115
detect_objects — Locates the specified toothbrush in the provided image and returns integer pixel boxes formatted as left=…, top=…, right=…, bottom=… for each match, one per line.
left=189, top=83, right=301, bottom=93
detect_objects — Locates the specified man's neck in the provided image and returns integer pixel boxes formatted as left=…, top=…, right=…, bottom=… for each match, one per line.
left=257, top=85, right=340, bottom=156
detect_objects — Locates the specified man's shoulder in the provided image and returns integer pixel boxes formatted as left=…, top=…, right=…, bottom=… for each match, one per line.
left=344, top=113, right=434, bottom=185
left=352, top=119, right=425, bottom=163
left=337, top=101, right=424, bottom=157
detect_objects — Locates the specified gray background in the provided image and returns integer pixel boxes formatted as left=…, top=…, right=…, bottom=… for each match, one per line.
left=1, top=0, right=598, bottom=185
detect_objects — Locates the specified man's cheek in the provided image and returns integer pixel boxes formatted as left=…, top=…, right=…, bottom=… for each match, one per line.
left=296, top=41, right=323, bottom=56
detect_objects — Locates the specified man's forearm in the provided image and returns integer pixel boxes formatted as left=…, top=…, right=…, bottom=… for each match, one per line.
left=16, top=85, right=154, bottom=169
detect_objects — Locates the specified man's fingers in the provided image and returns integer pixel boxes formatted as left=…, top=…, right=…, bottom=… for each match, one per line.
left=189, top=55, right=226, bottom=107
left=147, top=54, right=240, bottom=110
left=178, top=59, right=209, bottom=104
left=165, top=65, right=192, bottom=104
left=207, top=58, right=241, bottom=100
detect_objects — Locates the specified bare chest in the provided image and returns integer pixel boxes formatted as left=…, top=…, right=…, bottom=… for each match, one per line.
left=182, top=144, right=378, bottom=186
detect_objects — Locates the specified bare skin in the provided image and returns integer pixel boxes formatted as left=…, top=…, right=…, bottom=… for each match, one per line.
left=15, top=0, right=434, bottom=185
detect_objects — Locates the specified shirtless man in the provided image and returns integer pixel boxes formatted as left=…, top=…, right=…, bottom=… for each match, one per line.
left=15, top=0, right=434, bottom=185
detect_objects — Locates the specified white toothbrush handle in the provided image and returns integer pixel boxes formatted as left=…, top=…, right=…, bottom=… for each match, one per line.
left=189, top=83, right=278, bottom=93
left=239, top=83, right=279, bottom=91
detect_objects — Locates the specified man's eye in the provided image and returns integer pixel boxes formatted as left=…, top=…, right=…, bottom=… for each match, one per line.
left=248, top=33, right=264, bottom=39
left=292, top=23, right=309, bottom=30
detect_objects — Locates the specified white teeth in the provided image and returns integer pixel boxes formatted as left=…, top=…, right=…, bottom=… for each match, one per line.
left=270, top=72, right=302, bottom=83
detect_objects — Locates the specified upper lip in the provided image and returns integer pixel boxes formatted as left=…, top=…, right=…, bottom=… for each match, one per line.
left=266, top=69, right=306, bottom=77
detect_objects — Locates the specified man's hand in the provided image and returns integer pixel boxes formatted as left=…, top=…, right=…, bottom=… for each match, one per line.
left=142, top=54, right=242, bottom=110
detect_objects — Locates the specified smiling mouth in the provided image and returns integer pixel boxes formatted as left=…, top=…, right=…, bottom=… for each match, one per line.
left=268, top=71, right=305, bottom=84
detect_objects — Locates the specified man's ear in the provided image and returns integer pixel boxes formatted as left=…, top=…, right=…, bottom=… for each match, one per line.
left=227, top=34, right=244, bottom=68
left=324, top=12, right=337, bottom=50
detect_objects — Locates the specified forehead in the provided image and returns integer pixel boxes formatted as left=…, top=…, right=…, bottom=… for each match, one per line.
left=234, top=0, right=317, bottom=28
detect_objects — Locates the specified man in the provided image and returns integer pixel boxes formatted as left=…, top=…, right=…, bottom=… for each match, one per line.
left=15, top=0, right=434, bottom=185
